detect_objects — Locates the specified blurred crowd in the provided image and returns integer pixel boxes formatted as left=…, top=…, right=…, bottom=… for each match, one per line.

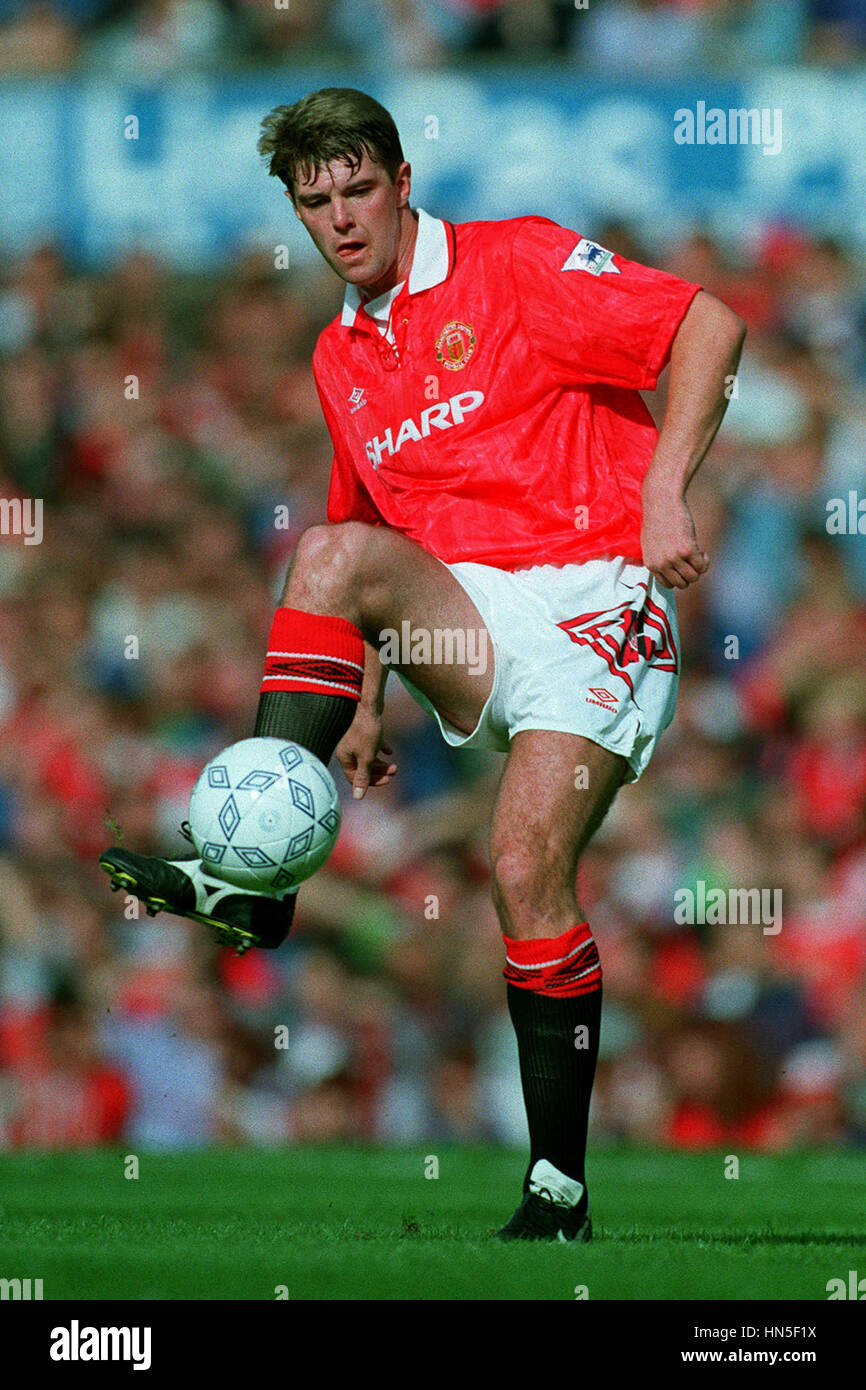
left=1, top=202, right=866, bottom=1153
left=0, top=0, right=865, bottom=76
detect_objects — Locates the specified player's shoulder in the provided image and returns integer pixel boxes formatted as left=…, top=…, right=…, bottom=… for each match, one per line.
left=453, top=213, right=569, bottom=243
left=453, top=214, right=578, bottom=265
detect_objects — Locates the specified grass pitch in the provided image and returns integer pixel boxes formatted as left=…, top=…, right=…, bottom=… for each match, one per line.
left=0, top=1146, right=863, bottom=1301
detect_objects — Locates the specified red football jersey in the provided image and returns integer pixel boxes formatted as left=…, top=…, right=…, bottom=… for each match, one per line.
left=313, top=211, right=701, bottom=570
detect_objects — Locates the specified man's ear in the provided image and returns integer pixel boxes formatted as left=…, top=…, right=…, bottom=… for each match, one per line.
left=286, top=189, right=303, bottom=221
left=394, top=160, right=412, bottom=209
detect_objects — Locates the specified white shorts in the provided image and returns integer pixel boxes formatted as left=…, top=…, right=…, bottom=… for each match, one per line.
left=395, top=557, right=680, bottom=782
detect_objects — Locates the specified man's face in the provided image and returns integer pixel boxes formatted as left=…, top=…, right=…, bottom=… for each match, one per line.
left=291, top=151, right=411, bottom=293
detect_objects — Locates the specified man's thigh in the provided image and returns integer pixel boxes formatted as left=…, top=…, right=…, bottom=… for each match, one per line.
left=490, top=730, right=627, bottom=887
left=290, top=523, right=494, bottom=737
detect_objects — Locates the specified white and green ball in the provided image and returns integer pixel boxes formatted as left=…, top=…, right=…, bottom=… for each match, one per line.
left=188, top=737, right=340, bottom=893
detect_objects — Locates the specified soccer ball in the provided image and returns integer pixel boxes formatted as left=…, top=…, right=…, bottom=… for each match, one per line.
left=188, top=737, right=340, bottom=894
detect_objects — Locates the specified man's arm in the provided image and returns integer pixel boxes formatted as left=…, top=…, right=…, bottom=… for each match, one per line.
left=334, top=639, right=398, bottom=799
left=641, top=290, right=746, bottom=590
left=358, top=639, right=388, bottom=715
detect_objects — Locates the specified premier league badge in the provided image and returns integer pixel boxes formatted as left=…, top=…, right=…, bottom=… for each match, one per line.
left=561, top=239, right=621, bottom=276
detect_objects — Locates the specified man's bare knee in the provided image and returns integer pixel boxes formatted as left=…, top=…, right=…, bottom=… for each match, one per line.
left=281, top=522, right=379, bottom=610
left=491, top=846, right=576, bottom=936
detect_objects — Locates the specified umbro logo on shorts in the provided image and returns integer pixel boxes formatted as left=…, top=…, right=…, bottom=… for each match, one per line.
left=558, top=591, right=679, bottom=699
left=586, top=687, right=618, bottom=711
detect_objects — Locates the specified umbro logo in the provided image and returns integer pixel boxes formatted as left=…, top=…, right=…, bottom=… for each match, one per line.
left=348, top=386, right=367, bottom=413
left=559, top=594, right=678, bottom=701
left=586, top=687, right=618, bottom=711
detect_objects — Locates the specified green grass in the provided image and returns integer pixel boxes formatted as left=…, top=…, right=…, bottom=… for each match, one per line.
left=0, top=1147, right=864, bottom=1300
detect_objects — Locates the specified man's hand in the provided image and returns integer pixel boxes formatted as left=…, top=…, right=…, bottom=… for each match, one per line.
left=640, top=290, right=745, bottom=590
left=641, top=483, right=708, bottom=590
left=335, top=704, right=398, bottom=799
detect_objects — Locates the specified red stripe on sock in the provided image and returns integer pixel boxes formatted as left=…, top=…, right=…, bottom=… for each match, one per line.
left=260, top=608, right=364, bottom=700
left=503, top=922, right=602, bottom=998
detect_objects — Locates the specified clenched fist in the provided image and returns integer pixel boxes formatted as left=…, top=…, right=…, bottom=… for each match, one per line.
left=641, top=485, right=709, bottom=590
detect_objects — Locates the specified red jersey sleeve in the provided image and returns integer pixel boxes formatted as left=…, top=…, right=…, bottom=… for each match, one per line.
left=312, top=343, right=383, bottom=527
left=510, top=217, right=701, bottom=392
left=326, top=440, right=382, bottom=527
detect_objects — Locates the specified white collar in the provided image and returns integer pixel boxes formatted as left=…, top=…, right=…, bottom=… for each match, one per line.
left=341, top=208, right=450, bottom=327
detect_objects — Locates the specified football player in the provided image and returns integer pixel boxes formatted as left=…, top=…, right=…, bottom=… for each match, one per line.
left=101, top=88, right=745, bottom=1241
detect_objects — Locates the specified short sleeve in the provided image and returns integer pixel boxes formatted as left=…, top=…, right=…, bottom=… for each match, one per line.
left=326, top=446, right=382, bottom=527
left=312, top=345, right=383, bottom=527
left=511, top=218, right=701, bottom=391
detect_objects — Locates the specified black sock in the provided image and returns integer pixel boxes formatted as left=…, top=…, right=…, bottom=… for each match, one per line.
left=507, top=982, right=602, bottom=1194
left=254, top=689, right=357, bottom=766
left=249, top=608, right=364, bottom=926
left=252, top=692, right=356, bottom=928
left=233, top=693, right=357, bottom=928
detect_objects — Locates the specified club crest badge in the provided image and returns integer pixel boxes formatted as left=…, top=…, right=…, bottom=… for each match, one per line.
left=435, top=321, right=476, bottom=371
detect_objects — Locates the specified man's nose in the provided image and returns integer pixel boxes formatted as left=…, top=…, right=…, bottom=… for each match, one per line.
left=330, top=198, right=354, bottom=231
